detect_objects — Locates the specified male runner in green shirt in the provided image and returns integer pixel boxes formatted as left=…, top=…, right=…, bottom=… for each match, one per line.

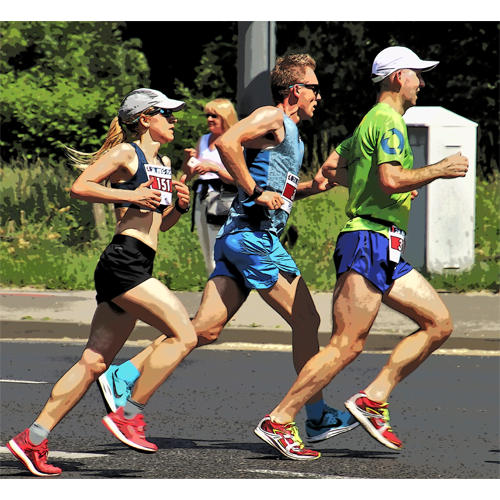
left=254, top=46, right=469, bottom=459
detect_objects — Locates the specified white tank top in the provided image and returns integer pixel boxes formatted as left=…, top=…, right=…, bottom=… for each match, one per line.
left=196, top=133, right=227, bottom=193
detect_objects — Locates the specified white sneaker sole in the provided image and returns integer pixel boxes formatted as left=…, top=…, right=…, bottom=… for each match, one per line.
left=344, top=400, right=402, bottom=450
left=97, top=372, right=117, bottom=413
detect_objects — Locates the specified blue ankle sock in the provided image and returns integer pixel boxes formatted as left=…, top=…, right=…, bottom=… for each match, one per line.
left=115, top=360, right=140, bottom=385
left=305, top=399, right=326, bottom=422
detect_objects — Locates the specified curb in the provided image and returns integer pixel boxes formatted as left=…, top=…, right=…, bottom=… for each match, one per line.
left=1, top=320, right=499, bottom=352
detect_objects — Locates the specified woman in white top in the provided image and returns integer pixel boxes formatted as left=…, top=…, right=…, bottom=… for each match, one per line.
left=183, top=98, right=238, bottom=275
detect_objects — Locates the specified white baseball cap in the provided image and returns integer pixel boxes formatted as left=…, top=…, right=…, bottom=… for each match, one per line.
left=118, top=88, right=186, bottom=123
left=371, top=46, right=439, bottom=83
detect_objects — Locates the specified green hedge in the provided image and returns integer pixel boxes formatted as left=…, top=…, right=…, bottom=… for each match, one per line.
left=0, top=158, right=498, bottom=292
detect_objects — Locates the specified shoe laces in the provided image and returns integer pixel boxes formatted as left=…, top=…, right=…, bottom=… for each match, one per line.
left=324, top=406, right=339, bottom=417
left=36, top=441, right=49, bottom=461
left=284, top=422, right=305, bottom=449
left=378, top=405, right=395, bottom=432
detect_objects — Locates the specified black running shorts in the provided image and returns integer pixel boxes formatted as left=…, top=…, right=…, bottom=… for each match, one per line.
left=94, top=234, right=156, bottom=305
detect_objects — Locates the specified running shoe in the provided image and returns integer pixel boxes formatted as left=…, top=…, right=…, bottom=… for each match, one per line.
left=306, top=404, right=360, bottom=443
left=344, top=391, right=403, bottom=450
left=254, top=415, right=320, bottom=460
left=102, top=406, right=157, bottom=452
left=6, top=429, right=62, bottom=476
left=97, top=364, right=133, bottom=413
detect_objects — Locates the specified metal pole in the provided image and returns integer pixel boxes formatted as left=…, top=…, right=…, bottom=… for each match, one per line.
left=237, top=21, right=276, bottom=119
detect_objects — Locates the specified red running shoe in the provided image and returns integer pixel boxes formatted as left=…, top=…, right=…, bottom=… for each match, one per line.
left=102, top=406, right=157, bottom=452
left=254, top=415, right=320, bottom=460
left=345, top=391, right=403, bottom=450
left=6, top=429, right=62, bottom=476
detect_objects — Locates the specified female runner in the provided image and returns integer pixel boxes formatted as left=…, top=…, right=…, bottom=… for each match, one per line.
left=6, top=88, right=197, bottom=476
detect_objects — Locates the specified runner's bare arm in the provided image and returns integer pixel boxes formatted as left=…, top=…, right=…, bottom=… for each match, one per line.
left=70, top=143, right=162, bottom=209
left=322, top=150, right=349, bottom=187
left=215, top=106, right=286, bottom=208
left=379, top=152, right=469, bottom=194
left=295, top=151, right=349, bottom=200
left=295, top=167, right=334, bottom=200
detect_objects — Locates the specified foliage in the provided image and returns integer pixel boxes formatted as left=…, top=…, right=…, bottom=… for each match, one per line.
left=0, top=22, right=497, bottom=293
left=284, top=186, right=350, bottom=290
left=0, top=21, right=150, bottom=161
left=0, top=156, right=98, bottom=246
left=166, top=28, right=238, bottom=169
left=0, top=157, right=207, bottom=290
left=1, top=157, right=498, bottom=292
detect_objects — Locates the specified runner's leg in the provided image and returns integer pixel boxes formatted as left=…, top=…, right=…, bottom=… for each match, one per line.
left=34, top=302, right=137, bottom=430
left=193, top=275, right=248, bottom=346
left=363, top=269, right=453, bottom=402
left=343, top=269, right=451, bottom=450
left=118, top=255, right=247, bottom=369
left=112, top=277, right=198, bottom=405
left=258, top=273, right=323, bottom=403
left=254, top=271, right=381, bottom=458
left=97, top=274, right=248, bottom=413
left=269, top=270, right=382, bottom=423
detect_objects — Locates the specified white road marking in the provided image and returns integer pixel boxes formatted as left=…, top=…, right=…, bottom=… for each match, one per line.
left=0, top=446, right=108, bottom=459
left=0, top=339, right=498, bottom=356
left=238, top=468, right=363, bottom=479
left=0, top=379, right=49, bottom=384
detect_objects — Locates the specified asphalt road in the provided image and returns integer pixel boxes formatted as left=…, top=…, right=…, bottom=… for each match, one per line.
left=0, top=341, right=499, bottom=481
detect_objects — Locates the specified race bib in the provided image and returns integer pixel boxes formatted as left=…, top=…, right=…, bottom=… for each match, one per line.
left=145, top=164, right=172, bottom=206
left=389, top=225, right=406, bottom=264
left=281, top=173, right=299, bottom=214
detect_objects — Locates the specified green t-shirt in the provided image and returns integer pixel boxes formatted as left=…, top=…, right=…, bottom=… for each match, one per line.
left=335, top=103, right=413, bottom=236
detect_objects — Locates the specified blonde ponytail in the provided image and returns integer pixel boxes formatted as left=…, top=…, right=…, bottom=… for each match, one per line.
left=63, top=116, right=128, bottom=170
left=62, top=105, right=158, bottom=170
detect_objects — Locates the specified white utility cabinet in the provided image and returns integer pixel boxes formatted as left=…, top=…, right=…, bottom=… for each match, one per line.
left=403, top=106, right=478, bottom=273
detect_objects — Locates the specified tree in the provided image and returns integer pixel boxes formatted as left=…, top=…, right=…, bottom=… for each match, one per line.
left=167, top=26, right=238, bottom=169
left=0, top=21, right=150, bottom=161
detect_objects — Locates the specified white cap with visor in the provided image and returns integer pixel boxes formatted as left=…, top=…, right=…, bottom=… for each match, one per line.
left=118, top=88, right=186, bottom=123
left=371, top=46, right=439, bottom=83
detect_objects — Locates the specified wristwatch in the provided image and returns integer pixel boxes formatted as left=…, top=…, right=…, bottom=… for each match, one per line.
left=174, top=199, right=190, bottom=214
left=248, top=184, right=264, bottom=202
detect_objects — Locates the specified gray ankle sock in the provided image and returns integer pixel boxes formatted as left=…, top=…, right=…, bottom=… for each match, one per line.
left=123, top=398, right=146, bottom=419
left=29, top=422, right=50, bottom=445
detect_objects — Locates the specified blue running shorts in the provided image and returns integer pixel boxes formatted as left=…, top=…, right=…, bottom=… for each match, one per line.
left=210, top=231, right=300, bottom=290
left=334, top=230, right=413, bottom=294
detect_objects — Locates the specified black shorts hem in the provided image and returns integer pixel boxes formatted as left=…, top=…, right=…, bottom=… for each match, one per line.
left=94, top=235, right=155, bottom=305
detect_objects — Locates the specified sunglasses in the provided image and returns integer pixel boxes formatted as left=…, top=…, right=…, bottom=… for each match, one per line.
left=289, top=83, right=321, bottom=96
left=130, top=108, right=174, bottom=124
left=205, top=113, right=218, bottom=119
left=158, top=108, right=174, bottom=119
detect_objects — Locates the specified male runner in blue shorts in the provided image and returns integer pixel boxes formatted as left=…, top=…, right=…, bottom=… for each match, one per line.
left=98, top=54, right=359, bottom=457
left=254, top=46, right=469, bottom=460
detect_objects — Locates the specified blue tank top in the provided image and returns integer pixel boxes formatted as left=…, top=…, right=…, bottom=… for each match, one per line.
left=111, top=143, right=167, bottom=214
left=218, top=113, right=304, bottom=238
